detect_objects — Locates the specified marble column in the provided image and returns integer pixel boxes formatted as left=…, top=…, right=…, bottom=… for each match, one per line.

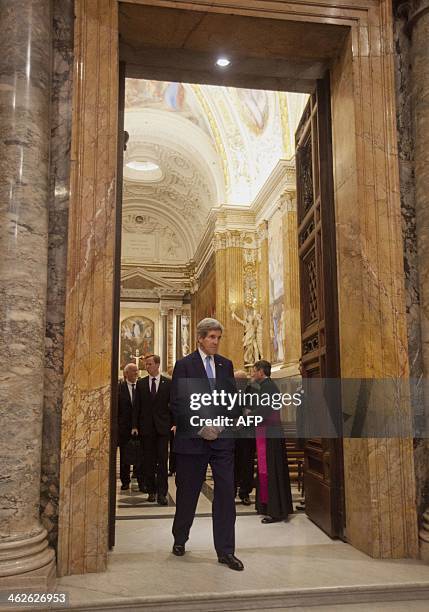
left=281, top=192, right=301, bottom=376
left=175, top=312, right=182, bottom=361
left=214, top=231, right=246, bottom=368
left=257, top=222, right=271, bottom=362
left=167, top=310, right=174, bottom=375
left=226, top=234, right=245, bottom=369
left=0, top=0, right=55, bottom=585
left=407, top=0, right=429, bottom=561
left=161, top=311, right=168, bottom=373
left=214, top=233, right=228, bottom=348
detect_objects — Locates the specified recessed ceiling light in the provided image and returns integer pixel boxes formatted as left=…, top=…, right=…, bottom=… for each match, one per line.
left=124, top=159, right=163, bottom=182
left=216, top=57, right=231, bottom=68
left=126, top=160, right=160, bottom=172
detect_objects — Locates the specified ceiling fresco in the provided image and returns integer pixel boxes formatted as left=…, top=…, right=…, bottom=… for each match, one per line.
left=122, top=78, right=308, bottom=268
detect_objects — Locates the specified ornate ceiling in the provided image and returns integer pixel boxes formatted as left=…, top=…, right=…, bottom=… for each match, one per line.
left=122, top=79, right=308, bottom=272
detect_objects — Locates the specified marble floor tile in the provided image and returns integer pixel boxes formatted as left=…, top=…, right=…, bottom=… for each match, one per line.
left=56, top=513, right=429, bottom=609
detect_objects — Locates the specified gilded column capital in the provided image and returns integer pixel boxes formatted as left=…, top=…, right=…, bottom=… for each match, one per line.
left=256, top=221, right=268, bottom=244
left=213, top=231, right=227, bottom=251
left=213, top=229, right=254, bottom=250
left=280, top=190, right=297, bottom=212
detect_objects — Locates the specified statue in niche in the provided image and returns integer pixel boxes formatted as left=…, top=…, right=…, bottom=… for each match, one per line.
left=255, top=312, right=264, bottom=360
left=231, top=308, right=262, bottom=365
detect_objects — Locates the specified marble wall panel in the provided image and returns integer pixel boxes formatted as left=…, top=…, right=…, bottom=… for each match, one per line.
left=392, top=2, right=429, bottom=528
left=41, top=0, right=74, bottom=550
left=331, top=4, right=418, bottom=558
left=57, top=0, right=118, bottom=576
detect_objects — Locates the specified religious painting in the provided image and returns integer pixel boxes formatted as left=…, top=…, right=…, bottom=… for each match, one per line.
left=125, top=79, right=185, bottom=111
left=120, top=316, right=155, bottom=370
left=125, top=79, right=210, bottom=135
left=268, top=209, right=285, bottom=363
left=233, top=88, right=270, bottom=135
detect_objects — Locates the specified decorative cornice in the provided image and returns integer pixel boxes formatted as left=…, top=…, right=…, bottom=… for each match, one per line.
left=121, top=287, right=188, bottom=299
left=252, top=158, right=296, bottom=224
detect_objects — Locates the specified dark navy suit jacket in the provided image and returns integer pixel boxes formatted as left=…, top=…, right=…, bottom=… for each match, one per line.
left=171, top=350, right=238, bottom=454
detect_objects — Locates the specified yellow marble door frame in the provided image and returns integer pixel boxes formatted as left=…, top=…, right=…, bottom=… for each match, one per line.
left=58, top=0, right=418, bottom=576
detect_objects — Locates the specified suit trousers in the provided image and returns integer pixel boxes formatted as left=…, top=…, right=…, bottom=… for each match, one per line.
left=172, top=447, right=236, bottom=555
left=144, top=434, right=169, bottom=497
left=119, top=443, right=144, bottom=487
left=234, top=438, right=256, bottom=498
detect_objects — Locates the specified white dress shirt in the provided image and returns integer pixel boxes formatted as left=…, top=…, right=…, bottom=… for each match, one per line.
left=148, top=373, right=161, bottom=393
left=126, top=380, right=137, bottom=402
left=198, top=347, right=216, bottom=378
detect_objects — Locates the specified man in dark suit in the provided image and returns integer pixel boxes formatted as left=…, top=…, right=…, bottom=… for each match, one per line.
left=170, top=318, right=244, bottom=571
left=118, top=363, right=143, bottom=490
left=132, top=354, right=172, bottom=506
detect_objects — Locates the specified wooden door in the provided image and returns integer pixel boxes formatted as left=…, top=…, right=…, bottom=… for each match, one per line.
left=295, top=74, right=345, bottom=539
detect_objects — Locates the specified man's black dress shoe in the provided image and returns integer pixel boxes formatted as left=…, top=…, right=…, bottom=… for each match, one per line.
left=217, top=554, right=244, bottom=571
left=172, top=544, right=185, bottom=556
left=240, top=496, right=251, bottom=506
left=120, top=483, right=130, bottom=491
left=147, top=493, right=156, bottom=502
left=157, top=495, right=168, bottom=506
left=261, top=516, right=282, bottom=524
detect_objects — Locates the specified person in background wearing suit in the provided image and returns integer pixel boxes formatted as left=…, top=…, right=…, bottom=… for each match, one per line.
left=132, top=354, right=172, bottom=506
left=170, top=318, right=244, bottom=571
left=118, top=363, right=143, bottom=490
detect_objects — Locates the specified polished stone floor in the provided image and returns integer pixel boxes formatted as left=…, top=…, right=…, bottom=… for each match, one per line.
left=54, top=473, right=429, bottom=611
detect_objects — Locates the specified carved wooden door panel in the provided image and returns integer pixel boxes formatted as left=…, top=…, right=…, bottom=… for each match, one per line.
left=295, top=74, right=345, bottom=539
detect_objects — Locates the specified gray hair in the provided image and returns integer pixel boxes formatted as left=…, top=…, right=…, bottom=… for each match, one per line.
left=124, top=362, right=138, bottom=374
left=196, top=317, right=224, bottom=338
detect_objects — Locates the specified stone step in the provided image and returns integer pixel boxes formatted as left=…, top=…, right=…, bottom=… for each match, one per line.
left=45, top=582, right=429, bottom=612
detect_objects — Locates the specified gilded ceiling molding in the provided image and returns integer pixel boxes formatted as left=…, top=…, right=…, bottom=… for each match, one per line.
left=279, top=92, right=293, bottom=158
left=191, top=83, right=230, bottom=195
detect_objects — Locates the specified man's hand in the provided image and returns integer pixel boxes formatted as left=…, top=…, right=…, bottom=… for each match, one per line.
left=170, top=425, right=176, bottom=434
left=199, top=426, right=219, bottom=441
left=131, top=428, right=138, bottom=436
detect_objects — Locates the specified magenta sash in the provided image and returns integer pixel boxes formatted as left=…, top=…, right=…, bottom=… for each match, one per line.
left=256, top=425, right=268, bottom=504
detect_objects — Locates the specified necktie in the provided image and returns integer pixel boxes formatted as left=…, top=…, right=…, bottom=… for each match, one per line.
left=151, top=377, right=157, bottom=398
left=131, top=383, right=136, bottom=407
left=205, top=356, right=215, bottom=390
